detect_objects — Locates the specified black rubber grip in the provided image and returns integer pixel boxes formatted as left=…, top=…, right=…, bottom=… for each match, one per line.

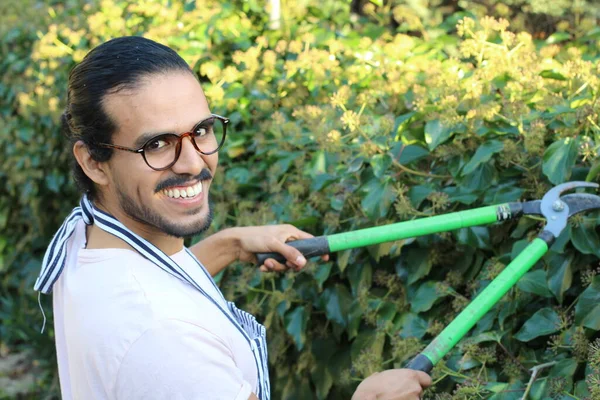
left=256, top=236, right=330, bottom=267
left=405, top=354, right=434, bottom=374
left=538, top=230, right=556, bottom=246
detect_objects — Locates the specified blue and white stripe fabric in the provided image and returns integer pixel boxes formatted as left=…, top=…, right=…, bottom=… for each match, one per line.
left=34, top=195, right=271, bottom=400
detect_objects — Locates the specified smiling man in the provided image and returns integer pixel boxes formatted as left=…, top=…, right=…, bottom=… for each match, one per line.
left=34, top=36, right=430, bottom=400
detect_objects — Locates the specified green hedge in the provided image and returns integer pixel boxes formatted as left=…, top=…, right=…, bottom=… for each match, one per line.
left=1, top=1, right=600, bottom=399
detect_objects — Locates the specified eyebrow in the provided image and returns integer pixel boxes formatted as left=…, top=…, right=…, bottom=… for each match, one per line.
left=133, top=116, right=214, bottom=148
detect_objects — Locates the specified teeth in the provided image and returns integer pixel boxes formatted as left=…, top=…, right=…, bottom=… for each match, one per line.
left=163, top=182, right=204, bottom=199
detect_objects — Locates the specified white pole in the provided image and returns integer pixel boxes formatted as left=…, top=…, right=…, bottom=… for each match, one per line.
left=269, top=0, right=281, bottom=30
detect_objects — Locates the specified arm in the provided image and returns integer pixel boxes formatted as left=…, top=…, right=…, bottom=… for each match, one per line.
left=114, top=319, right=255, bottom=400
left=190, top=225, right=328, bottom=276
left=190, top=228, right=241, bottom=276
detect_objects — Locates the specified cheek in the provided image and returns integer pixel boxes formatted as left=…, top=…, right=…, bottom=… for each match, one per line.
left=110, top=158, right=158, bottom=194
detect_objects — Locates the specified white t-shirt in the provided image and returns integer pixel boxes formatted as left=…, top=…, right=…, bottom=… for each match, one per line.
left=52, top=219, right=257, bottom=400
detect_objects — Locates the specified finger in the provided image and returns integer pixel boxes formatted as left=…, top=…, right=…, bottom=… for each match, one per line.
left=290, top=228, right=314, bottom=240
left=259, top=265, right=268, bottom=272
left=320, top=254, right=330, bottom=262
left=268, top=238, right=307, bottom=269
left=267, top=258, right=288, bottom=272
left=414, top=371, right=432, bottom=388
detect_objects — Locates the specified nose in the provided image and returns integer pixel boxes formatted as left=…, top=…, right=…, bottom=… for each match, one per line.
left=170, top=135, right=205, bottom=176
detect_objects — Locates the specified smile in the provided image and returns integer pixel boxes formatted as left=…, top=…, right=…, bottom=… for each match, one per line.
left=162, top=181, right=203, bottom=199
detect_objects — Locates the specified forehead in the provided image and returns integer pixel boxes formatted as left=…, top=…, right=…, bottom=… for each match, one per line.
left=102, top=71, right=210, bottom=144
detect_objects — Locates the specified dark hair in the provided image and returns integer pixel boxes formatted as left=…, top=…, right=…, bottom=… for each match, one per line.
left=62, top=36, right=193, bottom=198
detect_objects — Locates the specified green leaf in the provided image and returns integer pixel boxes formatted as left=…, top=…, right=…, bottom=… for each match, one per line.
left=540, top=69, right=567, bottom=81
left=390, top=143, right=429, bottom=165
left=347, top=262, right=372, bottom=296
left=516, top=270, right=553, bottom=298
left=285, top=306, right=308, bottom=351
left=456, top=226, right=491, bottom=250
left=575, top=276, right=600, bottom=330
left=571, top=224, right=600, bottom=257
left=461, top=163, right=495, bottom=191
left=407, top=185, right=433, bottom=208
left=371, top=154, right=392, bottom=178
left=547, top=254, right=573, bottom=304
left=514, top=308, right=561, bottom=341
left=461, top=140, right=504, bottom=176
left=395, top=313, right=429, bottom=339
left=313, top=262, right=332, bottom=290
left=336, top=250, right=351, bottom=273
left=361, top=178, right=396, bottom=219
left=546, top=31, right=571, bottom=44
left=548, top=358, right=578, bottom=394
left=411, top=281, right=445, bottom=313
left=323, top=285, right=352, bottom=327
left=403, top=248, right=432, bottom=284
left=542, top=138, right=578, bottom=184
left=424, top=120, right=453, bottom=150
left=311, top=363, right=333, bottom=400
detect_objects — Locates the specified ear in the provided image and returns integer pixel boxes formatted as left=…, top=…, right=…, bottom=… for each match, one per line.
left=73, top=140, right=110, bottom=188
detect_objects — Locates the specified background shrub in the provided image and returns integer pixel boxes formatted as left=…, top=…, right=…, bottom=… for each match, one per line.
left=1, top=1, right=600, bottom=398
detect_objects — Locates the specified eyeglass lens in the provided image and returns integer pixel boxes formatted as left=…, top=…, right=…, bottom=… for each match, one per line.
left=143, top=117, right=225, bottom=170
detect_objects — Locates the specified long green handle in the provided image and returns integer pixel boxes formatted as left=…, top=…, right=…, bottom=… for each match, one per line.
left=328, top=204, right=509, bottom=252
left=406, top=237, right=549, bottom=372
left=256, top=204, right=514, bottom=265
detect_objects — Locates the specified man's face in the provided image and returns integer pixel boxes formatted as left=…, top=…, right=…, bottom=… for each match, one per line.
left=100, top=71, right=218, bottom=238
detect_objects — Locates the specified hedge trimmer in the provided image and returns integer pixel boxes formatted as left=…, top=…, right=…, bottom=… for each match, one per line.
left=256, top=181, right=600, bottom=373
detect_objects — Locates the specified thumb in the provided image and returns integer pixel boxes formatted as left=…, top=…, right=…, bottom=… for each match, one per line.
left=414, top=371, right=432, bottom=388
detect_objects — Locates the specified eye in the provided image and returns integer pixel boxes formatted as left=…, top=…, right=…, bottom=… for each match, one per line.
left=145, top=138, right=169, bottom=151
left=194, top=126, right=208, bottom=137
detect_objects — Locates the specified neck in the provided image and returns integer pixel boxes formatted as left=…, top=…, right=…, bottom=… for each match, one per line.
left=91, top=198, right=184, bottom=256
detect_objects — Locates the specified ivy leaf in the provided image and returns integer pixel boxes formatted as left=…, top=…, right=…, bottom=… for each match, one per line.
left=285, top=306, right=308, bottom=351
left=461, top=140, right=504, bottom=176
left=371, top=153, right=392, bottom=178
left=575, top=276, right=600, bottom=330
left=310, top=363, right=333, bottom=400
left=323, top=285, right=352, bottom=327
left=313, top=262, right=332, bottom=291
left=361, top=178, right=395, bottom=219
left=516, top=270, right=553, bottom=298
left=390, top=143, right=429, bottom=165
left=542, top=138, right=578, bottom=184
left=514, top=308, right=561, bottom=341
left=395, top=313, right=428, bottom=339
left=456, top=226, right=491, bottom=250
left=411, top=281, right=445, bottom=313
left=571, top=225, right=600, bottom=257
left=424, top=120, right=453, bottom=150
left=403, top=248, right=432, bottom=284
left=547, top=254, right=573, bottom=304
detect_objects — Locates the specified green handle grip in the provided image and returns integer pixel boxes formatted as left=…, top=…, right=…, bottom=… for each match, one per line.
left=407, top=237, right=549, bottom=370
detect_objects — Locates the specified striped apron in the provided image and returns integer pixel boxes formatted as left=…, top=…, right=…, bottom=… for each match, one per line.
left=34, top=195, right=271, bottom=400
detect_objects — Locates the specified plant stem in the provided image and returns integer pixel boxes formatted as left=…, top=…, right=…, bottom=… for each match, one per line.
left=520, top=361, right=557, bottom=400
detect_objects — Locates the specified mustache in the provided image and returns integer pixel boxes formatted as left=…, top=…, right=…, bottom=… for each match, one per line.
left=154, top=169, right=213, bottom=193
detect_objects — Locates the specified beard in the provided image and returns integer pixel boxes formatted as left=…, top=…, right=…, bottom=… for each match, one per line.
left=115, top=171, right=214, bottom=239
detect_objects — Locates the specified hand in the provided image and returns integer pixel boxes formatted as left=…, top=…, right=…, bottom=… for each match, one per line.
left=351, top=369, right=432, bottom=400
left=231, top=224, right=329, bottom=272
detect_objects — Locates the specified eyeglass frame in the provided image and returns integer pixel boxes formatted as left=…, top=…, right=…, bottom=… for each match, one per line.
left=93, top=114, right=230, bottom=171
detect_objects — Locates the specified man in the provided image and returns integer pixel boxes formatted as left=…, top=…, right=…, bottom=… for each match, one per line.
left=34, top=36, right=431, bottom=399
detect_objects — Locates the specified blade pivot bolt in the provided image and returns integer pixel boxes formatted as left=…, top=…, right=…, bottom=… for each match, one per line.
left=552, top=200, right=565, bottom=211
